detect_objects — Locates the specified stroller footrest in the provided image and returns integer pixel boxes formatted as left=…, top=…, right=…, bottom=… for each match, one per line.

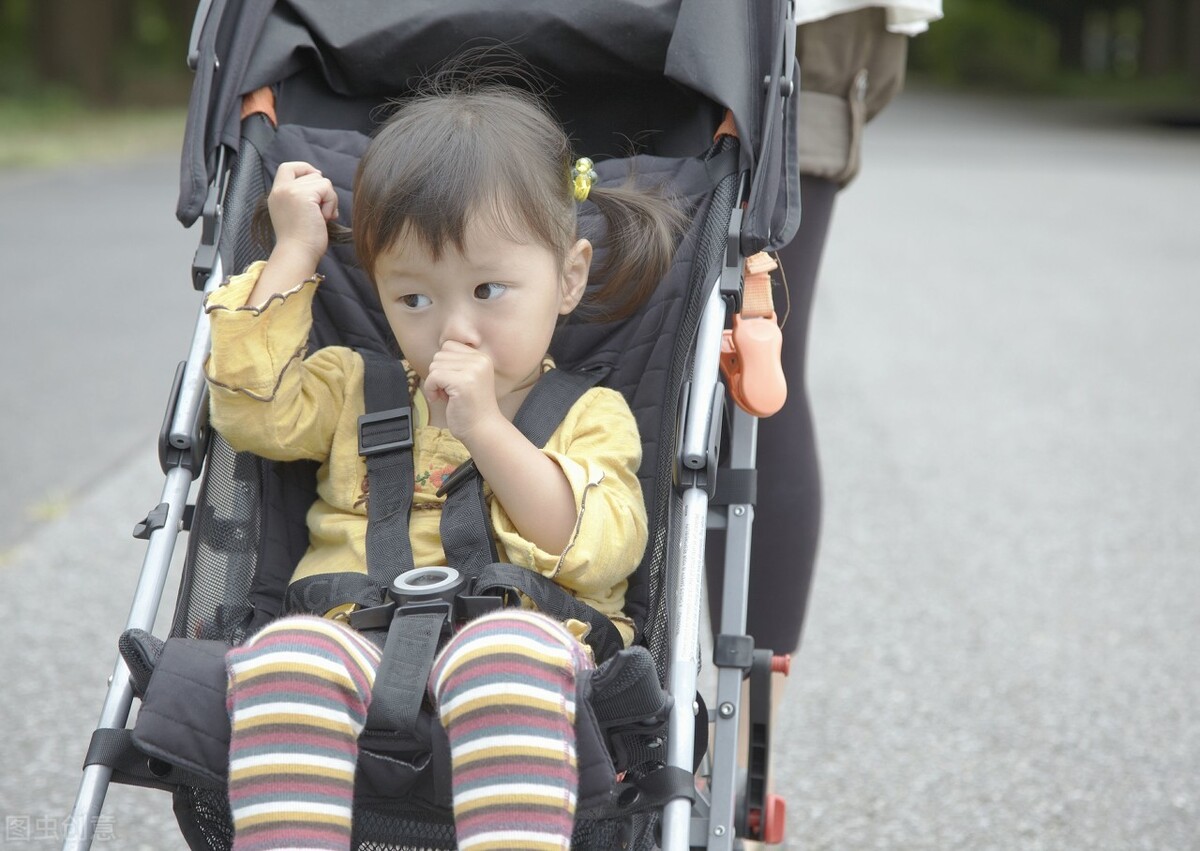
left=84, top=727, right=205, bottom=792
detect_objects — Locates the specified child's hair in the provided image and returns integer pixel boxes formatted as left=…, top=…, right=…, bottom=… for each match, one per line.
left=352, top=75, right=685, bottom=322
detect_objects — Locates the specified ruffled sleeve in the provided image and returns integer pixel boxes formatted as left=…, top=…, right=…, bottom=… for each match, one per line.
left=204, top=261, right=360, bottom=463
left=490, top=387, right=648, bottom=608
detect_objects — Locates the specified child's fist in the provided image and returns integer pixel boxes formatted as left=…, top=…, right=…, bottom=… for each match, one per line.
left=267, top=161, right=339, bottom=264
left=424, top=342, right=501, bottom=442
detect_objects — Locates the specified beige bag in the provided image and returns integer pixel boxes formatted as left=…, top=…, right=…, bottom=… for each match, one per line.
left=795, top=7, right=909, bottom=185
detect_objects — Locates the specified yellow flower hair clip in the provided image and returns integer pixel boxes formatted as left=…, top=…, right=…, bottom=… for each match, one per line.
left=571, top=157, right=598, bottom=202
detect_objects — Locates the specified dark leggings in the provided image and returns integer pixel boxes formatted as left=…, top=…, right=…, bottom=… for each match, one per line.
left=705, top=174, right=838, bottom=655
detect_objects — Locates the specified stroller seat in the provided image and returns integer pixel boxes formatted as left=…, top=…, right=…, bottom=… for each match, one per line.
left=69, top=2, right=802, bottom=849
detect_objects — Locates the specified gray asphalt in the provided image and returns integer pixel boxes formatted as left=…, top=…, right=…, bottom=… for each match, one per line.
left=775, top=92, right=1200, bottom=850
left=0, top=156, right=199, bottom=552
left=1, top=153, right=198, bottom=847
left=1, top=89, right=1197, bottom=849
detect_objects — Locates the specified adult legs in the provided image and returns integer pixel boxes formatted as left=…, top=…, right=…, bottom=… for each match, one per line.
left=705, top=7, right=910, bottom=656
left=704, top=174, right=835, bottom=654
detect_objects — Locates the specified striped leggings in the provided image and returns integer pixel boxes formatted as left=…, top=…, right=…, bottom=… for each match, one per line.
left=225, top=610, right=593, bottom=851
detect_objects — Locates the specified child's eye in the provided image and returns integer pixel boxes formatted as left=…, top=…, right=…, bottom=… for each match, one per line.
left=400, top=294, right=430, bottom=309
left=474, top=282, right=507, bottom=300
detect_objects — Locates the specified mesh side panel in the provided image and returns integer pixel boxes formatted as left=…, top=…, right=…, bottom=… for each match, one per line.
left=225, top=118, right=269, bottom=274
left=169, top=121, right=272, bottom=647
left=171, top=788, right=654, bottom=851
left=354, top=806, right=648, bottom=851
left=170, top=433, right=262, bottom=644
left=647, top=500, right=677, bottom=677
left=174, top=788, right=233, bottom=851
left=623, top=811, right=661, bottom=850
left=645, top=140, right=740, bottom=681
left=571, top=816, right=639, bottom=849
left=175, top=788, right=463, bottom=851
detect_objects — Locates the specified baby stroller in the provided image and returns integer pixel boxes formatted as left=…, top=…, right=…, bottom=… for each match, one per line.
left=68, top=1, right=801, bottom=849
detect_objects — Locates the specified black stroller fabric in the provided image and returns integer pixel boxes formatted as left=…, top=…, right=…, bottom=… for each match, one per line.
left=179, top=0, right=796, bottom=250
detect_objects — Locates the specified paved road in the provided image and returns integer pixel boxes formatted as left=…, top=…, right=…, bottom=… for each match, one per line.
left=0, top=156, right=199, bottom=552
left=0, top=154, right=199, bottom=847
left=1, top=90, right=1197, bottom=849
left=775, top=92, right=1200, bottom=849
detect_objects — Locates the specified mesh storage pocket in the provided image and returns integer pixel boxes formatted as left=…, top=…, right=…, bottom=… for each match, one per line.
left=171, top=434, right=262, bottom=645
left=173, top=786, right=659, bottom=850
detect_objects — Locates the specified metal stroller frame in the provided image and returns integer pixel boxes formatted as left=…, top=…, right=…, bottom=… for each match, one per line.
left=67, top=2, right=800, bottom=848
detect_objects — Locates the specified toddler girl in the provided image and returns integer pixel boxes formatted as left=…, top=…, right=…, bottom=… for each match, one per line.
left=204, top=78, right=682, bottom=851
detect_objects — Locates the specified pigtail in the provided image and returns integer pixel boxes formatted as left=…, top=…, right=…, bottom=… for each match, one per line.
left=582, top=183, right=687, bottom=322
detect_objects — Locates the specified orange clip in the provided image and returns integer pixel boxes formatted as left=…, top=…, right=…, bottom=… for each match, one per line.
left=720, top=253, right=787, bottom=417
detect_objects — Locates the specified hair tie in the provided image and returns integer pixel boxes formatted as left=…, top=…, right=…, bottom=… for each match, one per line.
left=571, top=157, right=598, bottom=202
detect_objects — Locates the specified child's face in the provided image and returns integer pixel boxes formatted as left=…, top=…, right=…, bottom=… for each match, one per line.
left=375, top=217, right=591, bottom=414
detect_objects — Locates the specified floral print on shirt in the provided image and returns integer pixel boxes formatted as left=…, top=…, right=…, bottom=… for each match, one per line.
left=415, top=464, right=458, bottom=493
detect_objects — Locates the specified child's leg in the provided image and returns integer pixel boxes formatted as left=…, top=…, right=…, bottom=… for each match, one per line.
left=429, top=610, right=595, bottom=851
left=225, top=615, right=382, bottom=851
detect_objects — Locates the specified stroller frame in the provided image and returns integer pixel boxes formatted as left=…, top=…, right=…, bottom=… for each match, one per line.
left=68, top=2, right=800, bottom=849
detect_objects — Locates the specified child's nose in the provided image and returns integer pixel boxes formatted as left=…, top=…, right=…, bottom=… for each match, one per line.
left=438, top=312, right=480, bottom=349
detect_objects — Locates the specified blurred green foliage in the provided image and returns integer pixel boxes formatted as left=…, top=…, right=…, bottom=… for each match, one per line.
left=0, top=0, right=195, bottom=104
left=0, top=0, right=1195, bottom=107
left=909, top=0, right=1061, bottom=90
left=909, top=0, right=1198, bottom=107
left=0, top=0, right=33, bottom=88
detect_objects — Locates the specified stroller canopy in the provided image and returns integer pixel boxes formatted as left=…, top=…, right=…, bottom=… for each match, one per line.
left=179, top=0, right=797, bottom=252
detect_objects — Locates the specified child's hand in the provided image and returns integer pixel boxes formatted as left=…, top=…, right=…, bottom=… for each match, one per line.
left=423, top=342, right=503, bottom=443
left=267, top=161, right=339, bottom=268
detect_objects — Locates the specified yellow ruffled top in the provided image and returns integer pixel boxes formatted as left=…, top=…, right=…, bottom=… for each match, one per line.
left=203, top=261, right=647, bottom=647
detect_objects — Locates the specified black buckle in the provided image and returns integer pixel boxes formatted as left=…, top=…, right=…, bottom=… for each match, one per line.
left=435, top=459, right=479, bottom=497
left=358, top=407, right=413, bottom=457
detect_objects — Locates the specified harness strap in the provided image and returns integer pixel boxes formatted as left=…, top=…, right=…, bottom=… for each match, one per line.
left=363, top=612, right=445, bottom=736
left=285, top=571, right=386, bottom=617
left=358, top=350, right=416, bottom=586
left=474, top=562, right=624, bottom=663
left=436, top=367, right=607, bottom=584
left=514, top=367, right=608, bottom=446
left=438, top=467, right=498, bottom=580
left=85, top=727, right=218, bottom=792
